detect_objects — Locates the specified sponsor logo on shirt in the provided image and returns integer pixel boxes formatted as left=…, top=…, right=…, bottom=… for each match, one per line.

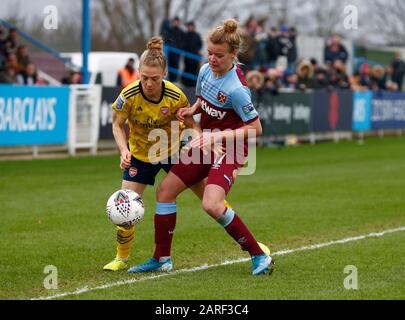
left=201, top=100, right=227, bottom=120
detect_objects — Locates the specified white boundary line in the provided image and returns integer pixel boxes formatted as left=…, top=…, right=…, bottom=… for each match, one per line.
left=33, top=226, right=405, bottom=300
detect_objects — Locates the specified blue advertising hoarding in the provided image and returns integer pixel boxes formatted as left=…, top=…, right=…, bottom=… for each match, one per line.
left=0, top=85, right=70, bottom=146
left=371, top=91, right=405, bottom=129
left=352, top=91, right=372, bottom=131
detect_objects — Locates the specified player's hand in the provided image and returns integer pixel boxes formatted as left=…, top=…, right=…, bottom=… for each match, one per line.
left=120, top=150, right=132, bottom=170
left=189, top=131, right=224, bottom=156
left=176, top=107, right=194, bottom=122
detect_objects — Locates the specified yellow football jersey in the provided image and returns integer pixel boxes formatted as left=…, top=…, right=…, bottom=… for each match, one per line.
left=112, top=80, right=190, bottom=163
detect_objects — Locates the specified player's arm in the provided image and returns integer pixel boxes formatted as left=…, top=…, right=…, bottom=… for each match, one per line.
left=176, top=97, right=202, bottom=121
left=189, top=117, right=262, bottom=150
left=215, top=117, right=262, bottom=140
left=190, top=97, right=202, bottom=115
left=112, top=110, right=131, bottom=169
left=190, top=87, right=262, bottom=149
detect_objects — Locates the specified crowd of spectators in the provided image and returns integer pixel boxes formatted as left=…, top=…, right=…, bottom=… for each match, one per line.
left=240, top=18, right=405, bottom=94
left=0, top=27, right=48, bottom=85
left=2, top=21, right=405, bottom=93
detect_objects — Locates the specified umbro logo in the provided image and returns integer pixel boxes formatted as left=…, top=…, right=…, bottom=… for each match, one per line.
left=223, top=174, right=232, bottom=186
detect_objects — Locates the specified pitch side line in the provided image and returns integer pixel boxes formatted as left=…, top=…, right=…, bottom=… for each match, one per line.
left=33, top=226, right=405, bottom=300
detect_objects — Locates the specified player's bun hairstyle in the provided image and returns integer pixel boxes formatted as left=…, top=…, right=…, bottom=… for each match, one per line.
left=147, top=36, right=164, bottom=51
left=208, top=19, right=243, bottom=53
left=139, top=36, right=166, bottom=70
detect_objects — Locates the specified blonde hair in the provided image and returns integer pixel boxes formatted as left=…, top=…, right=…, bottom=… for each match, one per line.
left=208, top=19, right=242, bottom=53
left=139, top=36, right=166, bottom=70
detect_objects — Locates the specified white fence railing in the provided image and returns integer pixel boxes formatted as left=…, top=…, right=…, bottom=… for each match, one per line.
left=68, top=85, right=102, bottom=156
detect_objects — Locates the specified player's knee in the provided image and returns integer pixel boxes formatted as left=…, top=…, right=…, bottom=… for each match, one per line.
left=156, top=181, right=176, bottom=202
left=202, top=198, right=223, bottom=217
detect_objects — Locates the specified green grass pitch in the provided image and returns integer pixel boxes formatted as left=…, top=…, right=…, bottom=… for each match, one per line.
left=1, top=136, right=405, bottom=300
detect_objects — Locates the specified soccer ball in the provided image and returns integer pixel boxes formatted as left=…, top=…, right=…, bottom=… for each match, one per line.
left=106, top=189, right=145, bottom=227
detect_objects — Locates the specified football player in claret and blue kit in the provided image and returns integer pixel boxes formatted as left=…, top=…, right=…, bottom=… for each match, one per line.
left=128, top=19, right=274, bottom=276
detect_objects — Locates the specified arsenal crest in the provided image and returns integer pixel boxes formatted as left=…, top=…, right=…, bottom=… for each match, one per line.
left=129, top=167, right=138, bottom=177
left=217, top=91, right=227, bottom=104
left=160, top=106, right=170, bottom=116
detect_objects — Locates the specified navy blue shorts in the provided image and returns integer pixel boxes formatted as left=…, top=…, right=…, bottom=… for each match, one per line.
left=123, top=157, right=173, bottom=186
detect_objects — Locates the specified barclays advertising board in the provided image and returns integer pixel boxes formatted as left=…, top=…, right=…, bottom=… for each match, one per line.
left=0, top=85, right=70, bottom=146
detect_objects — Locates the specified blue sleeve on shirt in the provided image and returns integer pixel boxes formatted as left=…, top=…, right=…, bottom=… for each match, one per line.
left=232, top=86, right=259, bottom=123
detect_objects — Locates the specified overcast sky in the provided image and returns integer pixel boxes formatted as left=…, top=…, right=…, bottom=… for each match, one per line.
left=1, top=0, right=81, bottom=24
left=0, top=0, right=399, bottom=47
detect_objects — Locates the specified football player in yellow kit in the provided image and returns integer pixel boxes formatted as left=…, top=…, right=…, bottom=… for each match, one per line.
left=104, top=36, right=231, bottom=271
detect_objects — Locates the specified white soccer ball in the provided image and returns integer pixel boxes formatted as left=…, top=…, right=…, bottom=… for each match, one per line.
left=106, top=189, right=145, bottom=227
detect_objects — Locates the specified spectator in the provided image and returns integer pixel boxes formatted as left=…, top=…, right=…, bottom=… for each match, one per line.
left=264, top=69, right=281, bottom=95
left=288, top=26, right=298, bottom=67
left=251, top=24, right=269, bottom=71
left=5, top=52, right=21, bottom=74
left=310, top=58, right=321, bottom=73
left=266, top=27, right=279, bottom=69
left=370, top=65, right=387, bottom=91
left=159, top=18, right=171, bottom=43
left=283, top=70, right=298, bottom=90
left=16, top=45, right=31, bottom=70
left=0, top=27, right=5, bottom=42
left=0, top=27, right=5, bottom=66
left=16, top=62, right=39, bottom=85
left=324, top=35, right=349, bottom=65
left=263, top=77, right=279, bottom=95
left=4, top=28, right=18, bottom=51
left=383, top=66, right=399, bottom=92
left=349, top=71, right=368, bottom=91
left=0, top=64, right=17, bottom=83
left=181, top=21, right=202, bottom=87
left=329, top=59, right=350, bottom=89
left=296, top=60, right=315, bottom=91
left=246, top=70, right=265, bottom=91
left=116, top=58, right=138, bottom=88
left=359, top=63, right=372, bottom=89
left=1, top=39, right=15, bottom=58
left=61, top=70, right=82, bottom=85
left=390, top=52, right=405, bottom=91
left=276, top=25, right=297, bottom=73
left=246, top=69, right=265, bottom=102
left=164, top=16, right=185, bottom=82
left=313, top=68, right=330, bottom=90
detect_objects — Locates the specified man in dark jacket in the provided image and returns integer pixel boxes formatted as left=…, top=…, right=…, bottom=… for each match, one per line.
left=266, top=27, right=279, bottom=69
left=181, top=21, right=202, bottom=87
left=164, top=17, right=185, bottom=82
left=324, top=35, right=349, bottom=65
left=277, top=25, right=297, bottom=73
left=390, top=52, right=405, bottom=91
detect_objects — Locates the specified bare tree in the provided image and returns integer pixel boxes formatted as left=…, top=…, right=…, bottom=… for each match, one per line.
left=368, top=0, right=405, bottom=46
left=92, top=0, right=230, bottom=53
left=292, top=0, right=346, bottom=37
